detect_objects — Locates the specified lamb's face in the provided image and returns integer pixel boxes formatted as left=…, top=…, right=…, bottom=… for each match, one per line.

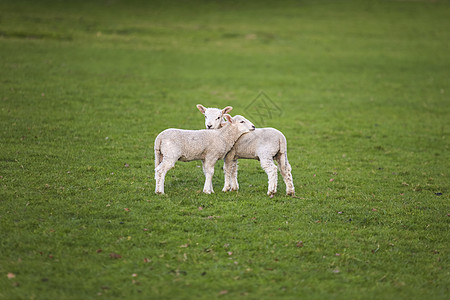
left=204, top=108, right=223, bottom=129
left=233, top=115, right=256, bottom=134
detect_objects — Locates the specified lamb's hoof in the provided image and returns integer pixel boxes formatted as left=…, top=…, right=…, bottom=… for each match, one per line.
left=203, top=190, right=214, bottom=194
left=155, top=191, right=164, bottom=195
left=268, top=191, right=275, bottom=198
left=222, top=186, right=231, bottom=192
left=286, top=190, right=295, bottom=197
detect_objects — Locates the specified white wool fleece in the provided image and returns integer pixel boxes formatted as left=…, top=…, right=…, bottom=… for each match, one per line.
left=196, top=104, right=295, bottom=197
left=154, top=114, right=255, bottom=194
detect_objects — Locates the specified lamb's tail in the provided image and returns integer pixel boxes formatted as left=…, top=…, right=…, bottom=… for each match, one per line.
left=154, top=134, right=163, bottom=169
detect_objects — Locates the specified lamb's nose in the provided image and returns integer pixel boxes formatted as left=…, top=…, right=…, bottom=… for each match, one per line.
left=207, top=125, right=212, bottom=129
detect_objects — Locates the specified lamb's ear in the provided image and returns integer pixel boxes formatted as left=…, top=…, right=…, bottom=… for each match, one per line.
left=196, top=104, right=206, bottom=114
left=223, top=114, right=233, bottom=124
left=222, top=106, right=233, bottom=115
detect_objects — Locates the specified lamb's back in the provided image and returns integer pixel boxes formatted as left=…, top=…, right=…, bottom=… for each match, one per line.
left=233, top=128, right=285, bottom=159
left=156, top=128, right=225, bottom=161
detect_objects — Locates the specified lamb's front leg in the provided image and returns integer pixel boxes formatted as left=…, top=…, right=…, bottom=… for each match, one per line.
left=229, top=159, right=239, bottom=191
left=202, top=159, right=216, bottom=194
left=222, top=154, right=233, bottom=192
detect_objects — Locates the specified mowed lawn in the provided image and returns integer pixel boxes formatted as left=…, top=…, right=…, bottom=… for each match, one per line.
left=0, top=0, right=449, bottom=299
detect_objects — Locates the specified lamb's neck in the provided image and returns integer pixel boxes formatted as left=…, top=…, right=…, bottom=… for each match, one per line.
left=220, top=125, right=243, bottom=151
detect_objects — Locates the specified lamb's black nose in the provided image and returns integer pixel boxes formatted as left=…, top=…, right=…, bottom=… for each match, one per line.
left=207, top=125, right=212, bottom=129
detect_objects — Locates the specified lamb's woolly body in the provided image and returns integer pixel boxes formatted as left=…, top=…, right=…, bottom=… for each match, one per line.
left=197, top=104, right=294, bottom=197
left=154, top=115, right=255, bottom=194
left=155, top=127, right=238, bottom=163
left=223, top=127, right=295, bottom=196
left=229, top=128, right=285, bottom=160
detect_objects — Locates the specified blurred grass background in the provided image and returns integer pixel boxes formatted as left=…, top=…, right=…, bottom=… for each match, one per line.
left=0, top=0, right=449, bottom=299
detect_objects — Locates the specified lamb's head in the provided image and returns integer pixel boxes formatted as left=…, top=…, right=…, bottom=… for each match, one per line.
left=196, top=104, right=233, bottom=129
left=224, top=114, right=256, bottom=134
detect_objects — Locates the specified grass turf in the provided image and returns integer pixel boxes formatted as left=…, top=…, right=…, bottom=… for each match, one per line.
left=0, top=0, right=449, bottom=299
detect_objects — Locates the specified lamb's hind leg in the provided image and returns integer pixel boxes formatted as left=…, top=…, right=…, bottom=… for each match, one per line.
left=276, top=153, right=295, bottom=196
left=155, top=158, right=176, bottom=194
left=260, top=157, right=278, bottom=197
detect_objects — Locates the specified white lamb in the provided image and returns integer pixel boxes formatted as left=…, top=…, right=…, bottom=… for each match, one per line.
left=154, top=114, right=255, bottom=194
left=196, top=104, right=295, bottom=197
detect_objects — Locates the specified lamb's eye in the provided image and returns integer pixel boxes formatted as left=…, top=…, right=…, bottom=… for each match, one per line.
left=240, top=121, right=245, bottom=123
left=217, top=117, right=220, bottom=120
left=205, top=116, right=207, bottom=119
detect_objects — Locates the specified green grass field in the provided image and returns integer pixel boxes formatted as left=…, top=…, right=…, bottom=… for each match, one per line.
left=1, top=0, right=449, bottom=299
